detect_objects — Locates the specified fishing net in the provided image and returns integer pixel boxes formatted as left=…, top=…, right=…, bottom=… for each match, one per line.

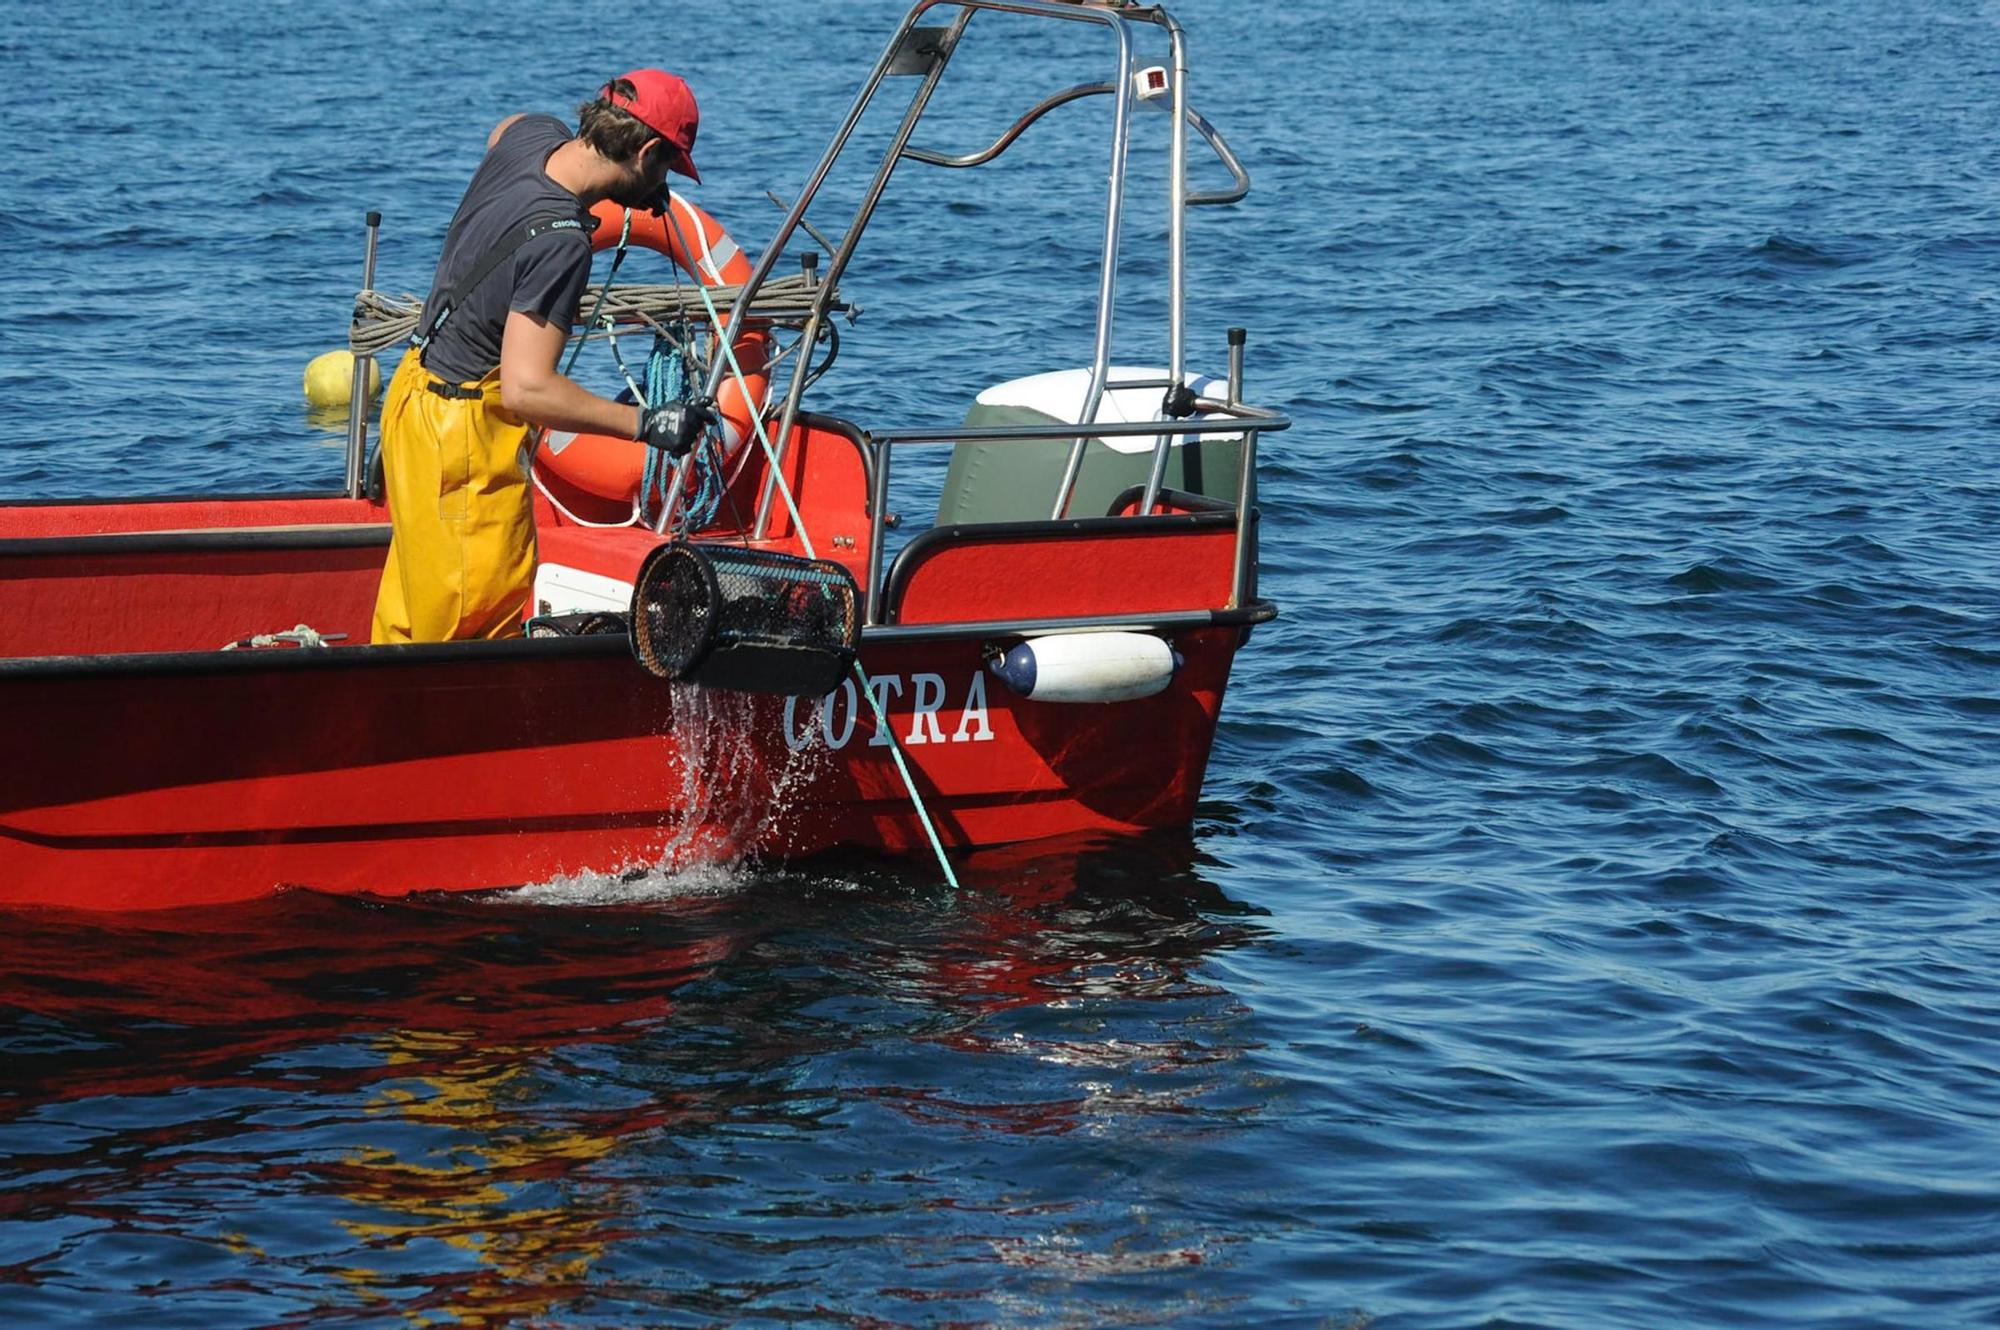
left=630, top=540, right=859, bottom=697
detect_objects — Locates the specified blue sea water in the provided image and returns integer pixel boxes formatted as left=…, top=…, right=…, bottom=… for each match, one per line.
left=3, top=0, right=1999, bottom=1325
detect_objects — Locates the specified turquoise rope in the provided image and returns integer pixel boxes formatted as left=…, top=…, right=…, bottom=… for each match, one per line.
left=835, top=659, right=963, bottom=892
left=661, top=213, right=961, bottom=892
left=646, top=333, right=724, bottom=532
left=637, top=333, right=700, bottom=529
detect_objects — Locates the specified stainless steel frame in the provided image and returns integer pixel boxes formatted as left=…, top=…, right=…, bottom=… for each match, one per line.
left=853, top=403, right=1287, bottom=627
left=692, top=1, right=1290, bottom=634
left=343, top=211, right=381, bottom=499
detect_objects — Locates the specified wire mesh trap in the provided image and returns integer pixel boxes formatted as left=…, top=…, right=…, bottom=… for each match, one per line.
left=629, top=541, right=860, bottom=697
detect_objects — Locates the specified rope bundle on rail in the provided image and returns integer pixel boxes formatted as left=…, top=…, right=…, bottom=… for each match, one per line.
left=349, top=273, right=834, bottom=357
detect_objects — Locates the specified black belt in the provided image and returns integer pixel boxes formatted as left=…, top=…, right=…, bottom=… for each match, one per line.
left=426, top=380, right=485, bottom=401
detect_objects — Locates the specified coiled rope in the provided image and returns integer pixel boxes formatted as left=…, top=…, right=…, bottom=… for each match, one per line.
left=616, top=325, right=725, bottom=534
left=348, top=276, right=830, bottom=358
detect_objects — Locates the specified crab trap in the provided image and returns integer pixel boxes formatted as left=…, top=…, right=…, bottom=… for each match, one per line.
left=629, top=541, right=860, bottom=697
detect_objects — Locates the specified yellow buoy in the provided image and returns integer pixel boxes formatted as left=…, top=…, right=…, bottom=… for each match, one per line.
left=303, top=349, right=380, bottom=410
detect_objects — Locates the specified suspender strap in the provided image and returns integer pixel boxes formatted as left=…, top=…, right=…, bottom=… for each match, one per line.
left=411, top=212, right=590, bottom=356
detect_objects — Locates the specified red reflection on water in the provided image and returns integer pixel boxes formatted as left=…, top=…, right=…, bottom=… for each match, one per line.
left=0, top=888, right=739, bottom=1110
left=0, top=833, right=1260, bottom=1325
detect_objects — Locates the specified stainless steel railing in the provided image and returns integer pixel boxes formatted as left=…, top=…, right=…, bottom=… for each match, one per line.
left=855, top=392, right=1289, bottom=627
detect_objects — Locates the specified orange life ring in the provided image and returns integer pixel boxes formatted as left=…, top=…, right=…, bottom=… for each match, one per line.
left=534, top=196, right=772, bottom=503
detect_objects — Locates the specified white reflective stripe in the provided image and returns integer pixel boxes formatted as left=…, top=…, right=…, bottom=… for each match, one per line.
left=671, top=194, right=726, bottom=283
left=545, top=429, right=578, bottom=455
left=705, top=234, right=740, bottom=278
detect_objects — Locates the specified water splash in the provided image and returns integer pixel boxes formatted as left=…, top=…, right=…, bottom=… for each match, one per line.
left=500, top=855, right=756, bottom=908
left=501, top=681, right=834, bottom=906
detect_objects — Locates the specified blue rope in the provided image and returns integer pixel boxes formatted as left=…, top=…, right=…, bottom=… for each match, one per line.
left=557, top=217, right=718, bottom=534
left=634, top=327, right=725, bottom=533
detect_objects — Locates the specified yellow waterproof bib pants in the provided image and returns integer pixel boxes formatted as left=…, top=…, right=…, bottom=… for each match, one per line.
left=371, top=348, right=539, bottom=644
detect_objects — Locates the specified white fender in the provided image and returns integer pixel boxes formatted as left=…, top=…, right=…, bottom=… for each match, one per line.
left=988, top=631, right=1180, bottom=703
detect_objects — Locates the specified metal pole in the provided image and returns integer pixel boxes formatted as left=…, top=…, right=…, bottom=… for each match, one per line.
left=705, top=0, right=940, bottom=376
left=865, top=438, right=892, bottom=625
left=716, top=0, right=1138, bottom=360
left=1049, top=16, right=1137, bottom=519
left=868, top=408, right=1287, bottom=445
left=344, top=210, right=380, bottom=499
left=1166, top=21, right=1189, bottom=399
left=1137, top=19, right=1191, bottom=518
left=755, top=4, right=979, bottom=538
left=1227, top=328, right=1255, bottom=609
left=656, top=455, right=692, bottom=535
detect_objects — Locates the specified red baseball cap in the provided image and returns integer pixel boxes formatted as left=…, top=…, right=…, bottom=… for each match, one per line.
left=601, top=69, right=701, bottom=183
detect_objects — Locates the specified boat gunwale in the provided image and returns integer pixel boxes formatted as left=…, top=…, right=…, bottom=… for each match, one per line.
left=0, top=489, right=356, bottom=509
left=0, top=526, right=392, bottom=558
left=880, top=506, right=1253, bottom=624
left=0, top=603, right=1277, bottom=682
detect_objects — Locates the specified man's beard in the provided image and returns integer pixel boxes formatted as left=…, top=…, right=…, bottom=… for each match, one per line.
left=609, top=180, right=670, bottom=213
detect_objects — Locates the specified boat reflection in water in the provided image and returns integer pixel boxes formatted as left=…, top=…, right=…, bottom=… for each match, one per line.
left=1, top=831, right=1272, bottom=1323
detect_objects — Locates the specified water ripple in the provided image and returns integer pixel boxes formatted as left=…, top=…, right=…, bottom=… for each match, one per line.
left=5, top=0, right=2000, bottom=1325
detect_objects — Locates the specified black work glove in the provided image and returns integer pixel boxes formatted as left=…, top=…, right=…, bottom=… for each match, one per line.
left=636, top=399, right=717, bottom=458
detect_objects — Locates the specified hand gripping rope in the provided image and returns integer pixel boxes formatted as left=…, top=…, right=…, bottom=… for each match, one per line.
left=552, top=212, right=725, bottom=535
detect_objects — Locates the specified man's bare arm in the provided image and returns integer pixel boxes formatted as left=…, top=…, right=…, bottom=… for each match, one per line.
left=497, top=310, right=642, bottom=438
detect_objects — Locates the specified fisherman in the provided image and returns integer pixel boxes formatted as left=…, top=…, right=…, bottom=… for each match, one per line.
left=372, top=70, right=716, bottom=644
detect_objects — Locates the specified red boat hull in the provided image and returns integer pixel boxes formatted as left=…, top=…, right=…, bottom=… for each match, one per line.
left=0, top=481, right=1260, bottom=912
left=0, top=631, right=1238, bottom=911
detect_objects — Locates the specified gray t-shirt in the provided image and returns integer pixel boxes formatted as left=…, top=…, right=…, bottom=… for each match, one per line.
left=416, top=115, right=594, bottom=383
